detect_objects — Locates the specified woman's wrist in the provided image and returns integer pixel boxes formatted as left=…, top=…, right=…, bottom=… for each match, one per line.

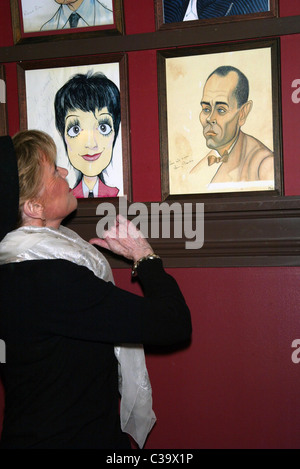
left=132, top=248, right=153, bottom=264
left=131, top=253, right=161, bottom=277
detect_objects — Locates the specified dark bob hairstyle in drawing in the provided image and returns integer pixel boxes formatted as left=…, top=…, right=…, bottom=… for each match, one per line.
left=54, top=71, right=121, bottom=149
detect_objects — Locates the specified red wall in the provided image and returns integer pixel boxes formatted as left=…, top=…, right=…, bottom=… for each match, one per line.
left=114, top=266, right=300, bottom=449
left=1, top=0, right=300, bottom=449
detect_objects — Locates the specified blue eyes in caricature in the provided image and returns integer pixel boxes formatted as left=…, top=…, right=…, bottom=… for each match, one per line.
left=67, top=121, right=113, bottom=138
left=202, top=106, right=227, bottom=116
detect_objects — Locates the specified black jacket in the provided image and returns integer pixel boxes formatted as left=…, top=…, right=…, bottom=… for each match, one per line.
left=0, top=258, right=191, bottom=448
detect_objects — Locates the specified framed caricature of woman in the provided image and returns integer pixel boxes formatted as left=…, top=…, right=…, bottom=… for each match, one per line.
left=17, top=55, right=131, bottom=199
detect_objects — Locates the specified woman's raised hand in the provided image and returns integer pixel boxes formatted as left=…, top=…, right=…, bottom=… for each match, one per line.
left=89, top=214, right=153, bottom=262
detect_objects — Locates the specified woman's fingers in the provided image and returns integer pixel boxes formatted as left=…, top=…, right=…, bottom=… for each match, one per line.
left=89, top=238, right=110, bottom=251
left=90, top=217, right=153, bottom=260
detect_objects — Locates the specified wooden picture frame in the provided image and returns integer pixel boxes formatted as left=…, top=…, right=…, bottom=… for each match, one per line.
left=154, top=0, right=278, bottom=31
left=157, top=39, right=282, bottom=200
left=17, top=53, right=131, bottom=202
left=10, top=0, right=124, bottom=45
left=0, top=66, right=8, bottom=136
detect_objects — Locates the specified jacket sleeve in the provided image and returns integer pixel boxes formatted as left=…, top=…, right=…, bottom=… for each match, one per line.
left=26, top=258, right=192, bottom=346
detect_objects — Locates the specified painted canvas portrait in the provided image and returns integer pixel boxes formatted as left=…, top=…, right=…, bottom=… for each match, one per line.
left=160, top=43, right=280, bottom=195
left=24, top=62, right=124, bottom=198
left=163, top=0, right=271, bottom=23
left=20, top=0, right=114, bottom=33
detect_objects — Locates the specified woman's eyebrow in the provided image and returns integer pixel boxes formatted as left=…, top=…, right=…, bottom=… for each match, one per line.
left=97, top=111, right=113, bottom=117
left=65, top=114, right=80, bottom=120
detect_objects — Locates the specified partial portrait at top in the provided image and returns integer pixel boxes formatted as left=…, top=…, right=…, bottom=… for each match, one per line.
left=20, top=0, right=114, bottom=33
left=163, top=0, right=271, bottom=23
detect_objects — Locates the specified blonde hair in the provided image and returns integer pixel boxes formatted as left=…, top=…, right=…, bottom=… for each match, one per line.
left=12, top=130, right=57, bottom=225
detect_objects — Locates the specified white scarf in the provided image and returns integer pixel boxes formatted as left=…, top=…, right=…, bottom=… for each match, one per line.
left=0, top=225, right=156, bottom=448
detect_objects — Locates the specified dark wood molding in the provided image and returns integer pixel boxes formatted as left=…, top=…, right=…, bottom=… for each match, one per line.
left=63, top=195, right=300, bottom=268
left=1, top=15, right=300, bottom=63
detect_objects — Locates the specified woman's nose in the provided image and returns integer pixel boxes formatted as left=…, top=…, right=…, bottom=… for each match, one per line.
left=85, top=129, right=98, bottom=149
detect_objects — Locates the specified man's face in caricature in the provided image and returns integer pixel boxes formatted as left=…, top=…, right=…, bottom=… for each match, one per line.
left=199, top=71, right=243, bottom=152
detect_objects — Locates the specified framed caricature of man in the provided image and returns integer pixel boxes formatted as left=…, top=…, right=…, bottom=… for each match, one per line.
left=159, top=41, right=281, bottom=196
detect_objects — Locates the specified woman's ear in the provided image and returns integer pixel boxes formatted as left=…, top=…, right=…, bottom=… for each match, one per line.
left=23, top=200, right=45, bottom=221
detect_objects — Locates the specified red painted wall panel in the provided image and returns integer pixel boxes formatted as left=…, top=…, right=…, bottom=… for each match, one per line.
left=127, top=50, right=162, bottom=202
left=113, top=266, right=300, bottom=449
left=279, top=0, right=300, bottom=17
left=0, top=0, right=13, bottom=47
left=280, top=34, right=300, bottom=196
left=123, top=0, right=156, bottom=35
left=5, top=63, right=19, bottom=137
